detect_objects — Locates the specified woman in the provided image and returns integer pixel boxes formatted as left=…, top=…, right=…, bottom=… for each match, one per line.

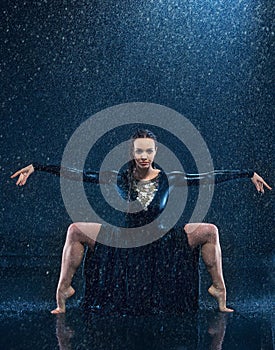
left=11, top=129, right=271, bottom=314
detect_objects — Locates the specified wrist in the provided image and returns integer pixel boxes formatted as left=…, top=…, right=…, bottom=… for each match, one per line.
left=32, top=162, right=42, bottom=171
left=247, top=170, right=254, bottom=178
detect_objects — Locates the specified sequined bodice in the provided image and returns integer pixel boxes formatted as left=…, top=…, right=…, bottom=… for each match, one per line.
left=132, top=175, right=159, bottom=211
left=116, top=171, right=169, bottom=228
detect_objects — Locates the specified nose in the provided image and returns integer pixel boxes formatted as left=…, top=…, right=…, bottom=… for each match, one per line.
left=141, top=152, right=147, bottom=160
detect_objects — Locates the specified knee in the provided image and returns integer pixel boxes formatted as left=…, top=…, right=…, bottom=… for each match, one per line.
left=67, top=223, right=82, bottom=241
left=207, top=224, right=219, bottom=243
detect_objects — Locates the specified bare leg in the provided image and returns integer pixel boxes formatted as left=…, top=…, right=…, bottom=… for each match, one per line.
left=51, top=222, right=102, bottom=314
left=184, top=223, right=234, bottom=312
left=208, top=313, right=229, bottom=350
left=55, top=315, right=74, bottom=350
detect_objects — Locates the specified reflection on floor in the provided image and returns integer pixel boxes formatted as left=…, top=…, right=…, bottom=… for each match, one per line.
left=0, top=303, right=273, bottom=349
left=0, top=264, right=273, bottom=349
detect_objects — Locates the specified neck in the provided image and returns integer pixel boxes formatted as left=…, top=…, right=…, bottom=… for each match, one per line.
left=133, top=166, right=155, bottom=180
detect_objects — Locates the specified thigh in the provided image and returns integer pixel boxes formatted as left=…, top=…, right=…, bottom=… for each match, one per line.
left=71, top=222, right=102, bottom=245
left=184, top=223, right=216, bottom=248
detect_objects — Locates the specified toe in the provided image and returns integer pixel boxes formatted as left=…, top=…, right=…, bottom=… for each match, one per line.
left=51, top=307, right=65, bottom=314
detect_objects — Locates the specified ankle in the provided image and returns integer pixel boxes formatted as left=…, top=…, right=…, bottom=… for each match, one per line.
left=57, top=284, right=71, bottom=293
left=211, top=284, right=225, bottom=291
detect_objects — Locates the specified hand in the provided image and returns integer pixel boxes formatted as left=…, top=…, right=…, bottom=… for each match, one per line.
left=251, top=172, right=272, bottom=194
left=11, top=164, right=35, bottom=186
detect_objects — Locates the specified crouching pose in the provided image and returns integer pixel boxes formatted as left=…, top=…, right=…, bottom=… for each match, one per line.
left=11, top=129, right=271, bottom=314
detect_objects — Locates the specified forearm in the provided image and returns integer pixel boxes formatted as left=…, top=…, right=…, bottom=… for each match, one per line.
left=32, top=163, right=98, bottom=182
left=206, top=169, right=254, bottom=185
left=32, top=163, right=61, bottom=176
left=170, top=169, right=254, bottom=186
left=32, top=163, right=118, bottom=183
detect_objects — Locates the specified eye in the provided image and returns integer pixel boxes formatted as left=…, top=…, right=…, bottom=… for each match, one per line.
left=135, top=149, right=143, bottom=155
left=147, top=149, right=154, bottom=154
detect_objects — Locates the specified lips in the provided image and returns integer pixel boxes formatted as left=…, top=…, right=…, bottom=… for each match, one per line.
left=140, top=162, right=149, bottom=166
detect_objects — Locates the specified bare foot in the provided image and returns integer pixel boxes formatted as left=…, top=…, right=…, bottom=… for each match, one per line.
left=51, top=286, right=75, bottom=314
left=208, top=285, right=234, bottom=313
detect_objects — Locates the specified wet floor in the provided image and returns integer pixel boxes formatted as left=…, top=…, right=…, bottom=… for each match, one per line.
left=0, top=266, right=273, bottom=350
left=0, top=306, right=273, bottom=349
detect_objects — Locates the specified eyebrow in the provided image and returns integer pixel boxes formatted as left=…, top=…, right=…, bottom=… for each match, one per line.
left=134, top=148, right=154, bottom=151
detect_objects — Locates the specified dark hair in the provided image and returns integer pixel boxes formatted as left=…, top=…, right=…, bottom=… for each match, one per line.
left=130, top=129, right=158, bottom=142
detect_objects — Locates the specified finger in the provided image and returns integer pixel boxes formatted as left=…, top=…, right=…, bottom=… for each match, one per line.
left=254, top=181, right=260, bottom=192
left=11, top=168, right=28, bottom=178
left=17, top=174, right=25, bottom=186
left=16, top=174, right=23, bottom=186
left=256, top=175, right=272, bottom=191
left=262, top=180, right=272, bottom=190
left=12, top=165, right=31, bottom=177
left=21, top=175, right=28, bottom=186
left=20, top=178, right=26, bottom=186
left=259, top=182, right=264, bottom=193
left=22, top=177, right=28, bottom=185
left=11, top=171, right=22, bottom=178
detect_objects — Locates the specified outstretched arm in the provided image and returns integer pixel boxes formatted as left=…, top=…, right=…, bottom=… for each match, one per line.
left=11, top=163, right=119, bottom=186
left=169, top=169, right=272, bottom=193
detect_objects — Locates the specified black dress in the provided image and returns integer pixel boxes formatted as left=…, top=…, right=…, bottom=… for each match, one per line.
left=84, top=169, right=199, bottom=315
left=33, top=163, right=254, bottom=315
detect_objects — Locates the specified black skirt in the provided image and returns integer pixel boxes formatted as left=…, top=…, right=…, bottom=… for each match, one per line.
left=83, top=225, right=199, bottom=315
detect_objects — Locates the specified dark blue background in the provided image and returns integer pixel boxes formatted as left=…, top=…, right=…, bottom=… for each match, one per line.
left=1, top=0, right=274, bottom=308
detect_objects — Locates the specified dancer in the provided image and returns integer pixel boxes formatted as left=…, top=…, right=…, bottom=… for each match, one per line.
left=11, top=129, right=271, bottom=314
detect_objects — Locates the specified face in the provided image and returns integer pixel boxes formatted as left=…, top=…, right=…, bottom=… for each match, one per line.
left=132, top=138, right=157, bottom=170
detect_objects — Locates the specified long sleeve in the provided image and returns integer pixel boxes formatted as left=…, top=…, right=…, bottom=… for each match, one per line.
left=32, top=163, right=118, bottom=184
left=168, top=169, right=254, bottom=187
